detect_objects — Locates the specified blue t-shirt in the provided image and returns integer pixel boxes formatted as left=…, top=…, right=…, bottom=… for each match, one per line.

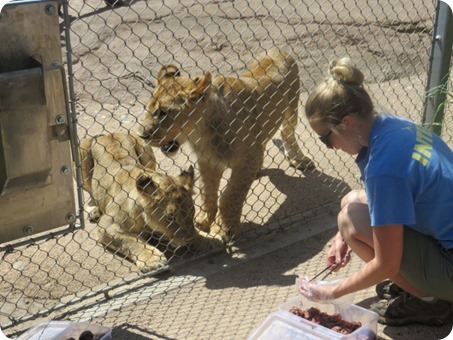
left=356, top=114, right=453, bottom=249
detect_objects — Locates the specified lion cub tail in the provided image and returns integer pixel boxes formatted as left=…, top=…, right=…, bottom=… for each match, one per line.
left=78, top=137, right=95, bottom=193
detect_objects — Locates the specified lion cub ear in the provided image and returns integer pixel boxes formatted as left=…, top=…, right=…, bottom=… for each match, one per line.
left=157, top=65, right=181, bottom=82
left=136, top=175, right=159, bottom=196
left=191, top=72, right=212, bottom=100
left=176, top=165, right=195, bottom=192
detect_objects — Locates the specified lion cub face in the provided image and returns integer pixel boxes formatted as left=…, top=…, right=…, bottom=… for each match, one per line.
left=136, top=166, right=196, bottom=245
left=141, top=65, right=211, bottom=155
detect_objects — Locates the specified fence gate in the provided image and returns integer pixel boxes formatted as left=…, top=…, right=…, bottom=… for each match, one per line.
left=0, top=0, right=80, bottom=247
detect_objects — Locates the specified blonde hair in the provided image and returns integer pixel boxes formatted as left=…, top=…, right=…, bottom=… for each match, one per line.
left=305, top=58, right=374, bottom=126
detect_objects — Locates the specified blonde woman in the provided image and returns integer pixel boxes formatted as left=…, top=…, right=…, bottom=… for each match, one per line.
left=299, top=58, right=453, bottom=326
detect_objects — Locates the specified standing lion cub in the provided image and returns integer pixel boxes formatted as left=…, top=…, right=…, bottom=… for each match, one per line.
left=140, top=48, right=314, bottom=241
left=79, top=132, right=220, bottom=273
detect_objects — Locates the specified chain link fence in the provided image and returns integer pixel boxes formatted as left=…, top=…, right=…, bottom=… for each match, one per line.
left=1, top=0, right=451, bottom=337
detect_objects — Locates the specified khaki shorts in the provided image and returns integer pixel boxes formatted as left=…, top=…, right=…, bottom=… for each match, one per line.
left=400, top=227, right=453, bottom=302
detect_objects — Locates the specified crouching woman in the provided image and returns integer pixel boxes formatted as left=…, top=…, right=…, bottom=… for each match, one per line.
left=299, top=57, right=453, bottom=326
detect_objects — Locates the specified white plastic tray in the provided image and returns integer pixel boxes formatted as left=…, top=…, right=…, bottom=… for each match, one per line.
left=17, top=321, right=112, bottom=340
left=249, top=295, right=378, bottom=340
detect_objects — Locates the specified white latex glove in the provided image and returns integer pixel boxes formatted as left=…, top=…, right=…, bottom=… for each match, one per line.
left=297, top=276, right=336, bottom=303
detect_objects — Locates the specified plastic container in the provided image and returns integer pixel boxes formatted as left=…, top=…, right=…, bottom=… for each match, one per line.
left=281, top=295, right=378, bottom=339
left=248, top=295, right=378, bottom=340
left=16, top=321, right=72, bottom=340
left=248, top=312, right=332, bottom=340
left=17, top=321, right=112, bottom=340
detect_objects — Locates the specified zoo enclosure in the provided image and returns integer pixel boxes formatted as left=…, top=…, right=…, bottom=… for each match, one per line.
left=0, top=0, right=452, bottom=337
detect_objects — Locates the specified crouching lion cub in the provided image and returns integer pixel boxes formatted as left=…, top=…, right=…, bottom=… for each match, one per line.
left=140, top=48, right=314, bottom=242
left=79, top=132, right=221, bottom=273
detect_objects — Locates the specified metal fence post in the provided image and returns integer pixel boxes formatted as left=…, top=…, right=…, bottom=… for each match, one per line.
left=423, top=0, right=453, bottom=135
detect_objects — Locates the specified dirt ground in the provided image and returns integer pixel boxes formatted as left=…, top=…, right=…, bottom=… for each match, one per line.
left=2, top=0, right=452, bottom=339
left=68, top=0, right=435, bottom=139
left=90, top=215, right=453, bottom=340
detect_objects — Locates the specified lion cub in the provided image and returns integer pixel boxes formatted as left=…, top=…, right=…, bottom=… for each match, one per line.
left=140, top=48, right=314, bottom=241
left=79, top=132, right=219, bottom=273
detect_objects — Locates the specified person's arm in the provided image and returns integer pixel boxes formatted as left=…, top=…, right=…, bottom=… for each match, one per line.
left=299, top=224, right=404, bottom=302
left=326, top=230, right=352, bottom=269
left=332, top=224, right=404, bottom=298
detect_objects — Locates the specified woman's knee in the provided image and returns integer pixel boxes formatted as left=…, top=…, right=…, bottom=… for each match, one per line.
left=338, top=196, right=372, bottom=241
left=340, top=189, right=367, bottom=209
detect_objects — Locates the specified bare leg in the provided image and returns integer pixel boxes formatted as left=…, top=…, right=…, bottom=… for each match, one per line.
left=338, top=190, right=428, bottom=297
left=337, top=190, right=374, bottom=262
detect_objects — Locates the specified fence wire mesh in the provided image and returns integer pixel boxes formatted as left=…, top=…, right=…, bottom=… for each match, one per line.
left=1, top=0, right=451, bottom=338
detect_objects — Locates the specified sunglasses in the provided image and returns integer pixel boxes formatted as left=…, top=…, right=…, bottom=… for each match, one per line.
left=319, top=130, right=333, bottom=149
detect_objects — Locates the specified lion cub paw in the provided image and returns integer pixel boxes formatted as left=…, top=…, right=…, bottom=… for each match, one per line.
left=195, top=211, right=214, bottom=232
left=88, top=206, right=102, bottom=223
left=207, top=223, right=242, bottom=244
left=191, top=231, right=224, bottom=251
left=136, top=255, right=169, bottom=274
left=290, top=155, right=315, bottom=171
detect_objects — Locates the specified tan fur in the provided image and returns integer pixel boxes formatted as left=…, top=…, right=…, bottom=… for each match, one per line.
left=140, top=48, right=314, bottom=241
left=79, top=132, right=220, bottom=273
left=79, top=132, right=157, bottom=221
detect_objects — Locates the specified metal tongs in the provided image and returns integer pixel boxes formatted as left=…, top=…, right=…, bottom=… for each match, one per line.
left=310, top=263, right=339, bottom=282
left=310, top=250, right=353, bottom=282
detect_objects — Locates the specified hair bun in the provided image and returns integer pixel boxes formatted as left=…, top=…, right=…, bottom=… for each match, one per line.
left=328, top=58, right=364, bottom=85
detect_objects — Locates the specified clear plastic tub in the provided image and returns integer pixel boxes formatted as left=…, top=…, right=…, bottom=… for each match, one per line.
left=16, top=321, right=112, bottom=340
left=16, top=321, right=72, bottom=340
left=248, top=295, right=378, bottom=340
left=248, top=312, right=332, bottom=340
left=279, top=295, right=378, bottom=339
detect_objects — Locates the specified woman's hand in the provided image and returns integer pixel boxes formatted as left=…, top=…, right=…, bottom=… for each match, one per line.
left=298, top=276, right=336, bottom=302
left=327, top=231, right=352, bottom=271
